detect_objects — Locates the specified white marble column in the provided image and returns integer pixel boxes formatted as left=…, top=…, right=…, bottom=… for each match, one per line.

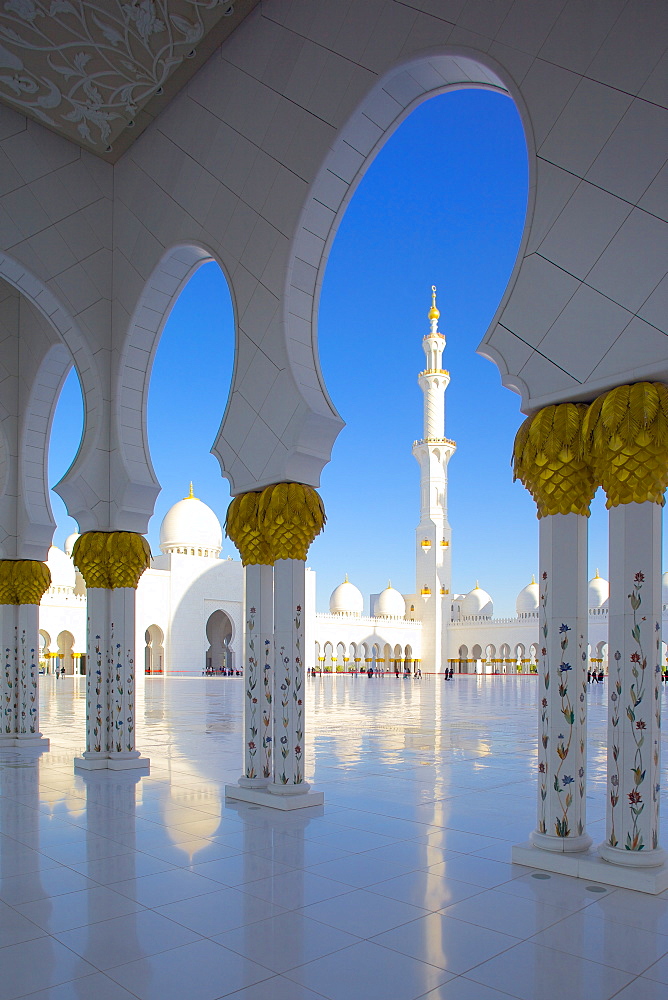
left=239, top=563, right=273, bottom=786
left=75, top=587, right=148, bottom=771
left=531, top=513, right=591, bottom=853
left=15, top=604, right=47, bottom=745
left=0, top=604, right=18, bottom=743
left=0, top=603, right=49, bottom=747
left=270, top=558, right=308, bottom=795
left=599, top=501, right=665, bottom=867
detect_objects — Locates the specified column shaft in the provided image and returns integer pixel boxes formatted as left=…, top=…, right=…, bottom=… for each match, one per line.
left=76, top=587, right=147, bottom=770
left=16, top=604, right=42, bottom=741
left=240, top=563, right=273, bottom=786
left=270, top=558, right=308, bottom=795
left=0, top=604, right=18, bottom=742
left=532, top=513, right=591, bottom=853
left=600, top=501, right=664, bottom=866
left=0, top=603, right=48, bottom=746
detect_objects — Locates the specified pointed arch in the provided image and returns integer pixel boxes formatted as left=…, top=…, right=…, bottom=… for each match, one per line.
left=115, top=243, right=229, bottom=532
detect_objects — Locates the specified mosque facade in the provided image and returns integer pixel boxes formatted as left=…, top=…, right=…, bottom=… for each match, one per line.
left=38, top=292, right=658, bottom=679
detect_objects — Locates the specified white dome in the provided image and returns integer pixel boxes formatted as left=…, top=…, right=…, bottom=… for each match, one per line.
left=159, top=486, right=222, bottom=556
left=330, top=577, right=363, bottom=616
left=663, top=571, right=668, bottom=607
left=375, top=584, right=406, bottom=618
left=461, top=584, right=493, bottom=618
left=64, top=532, right=80, bottom=557
left=516, top=578, right=539, bottom=616
left=46, top=545, right=75, bottom=588
left=588, top=572, right=609, bottom=608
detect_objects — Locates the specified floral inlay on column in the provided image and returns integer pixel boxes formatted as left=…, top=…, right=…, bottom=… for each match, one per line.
left=514, top=402, right=594, bottom=854
left=584, top=382, right=668, bottom=867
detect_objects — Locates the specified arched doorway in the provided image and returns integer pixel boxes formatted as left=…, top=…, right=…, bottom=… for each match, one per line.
left=56, top=631, right=75, bottom=675
left=145, top=625, right=165, bottom=675
left=205, top=610, right=233, bottom=675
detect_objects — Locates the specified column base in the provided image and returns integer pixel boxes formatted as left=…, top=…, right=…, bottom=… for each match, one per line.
left=225, top=782, right=324, bottom=810
left=530, top=830, right=593, bottom=853
left=107, top=754, right=150, bottom=771
left=14, top=734, right=50, bottom=750
left=238, top=777, right=271, bottom=789
left=598, top=842, right=667, bottom=868
left=74, top=753, right=110, bottom=770
left=75, top=752, right=150, bottom=772
left=512, top=841, right=668, bottom=894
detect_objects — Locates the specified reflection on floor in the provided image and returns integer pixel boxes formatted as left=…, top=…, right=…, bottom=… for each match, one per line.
left=1, top=675, right=667, bottom=1000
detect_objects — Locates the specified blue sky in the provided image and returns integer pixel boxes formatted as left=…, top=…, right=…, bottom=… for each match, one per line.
left=48, top=89, right=647, bottom=616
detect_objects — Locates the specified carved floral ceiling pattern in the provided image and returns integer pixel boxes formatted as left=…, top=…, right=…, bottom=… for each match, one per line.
left=0, top=0, right=258, bottom=159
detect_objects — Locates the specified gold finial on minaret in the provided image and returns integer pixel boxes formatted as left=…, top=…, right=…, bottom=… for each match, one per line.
left=428, top=284, right=440, bottom=322
left=185, top=482, right=195, bottom=499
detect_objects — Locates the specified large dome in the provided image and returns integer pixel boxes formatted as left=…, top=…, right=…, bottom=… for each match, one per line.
left=64, top=532, right=80, bottom=557
left=588, top=572, right=609, bottom=609
left=46, top=545, right=75, bottom=588
left=329, top=576, right=363, bottom=616
left=375, top=584, right=406, bottom=618
left=461, top=584, right=493, bottom=618
left=516, top=577, right=539, bottom=616
left=159, top=486, right=222, bottom=556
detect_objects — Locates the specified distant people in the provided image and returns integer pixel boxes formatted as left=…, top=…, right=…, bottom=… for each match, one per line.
left=61, top=666, right=65, bottom=679
left=598, top=670, right=604, bottom=683
left=55, top=666, right=59, bottom=680
left=367, top=666, right=373, bottom=678
left=587, top=671, right=591, bottom=683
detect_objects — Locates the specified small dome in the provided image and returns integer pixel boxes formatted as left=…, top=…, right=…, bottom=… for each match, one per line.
left=516, top=577, right=539, bottom=616
left=46, top=546, right=75, bottom=589
left=64, top=532, right=80, bottom=557
left=663, top=571, right=668, bottom=607
left=375, top=583, right=406, bottom=618
left=588, top=571, right=609, bottom=609
left=330, top=576, right=363, bottom=616
left=159, top=485, right=222, bottom=556
left=461, top=583, right=493, bottom=618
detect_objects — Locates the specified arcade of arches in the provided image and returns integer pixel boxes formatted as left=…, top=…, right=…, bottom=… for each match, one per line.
left=0, top=0, right=666, bottom=928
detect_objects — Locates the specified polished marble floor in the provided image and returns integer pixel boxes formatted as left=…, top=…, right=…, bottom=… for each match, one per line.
left=1, top=674, right=667, bottom=1000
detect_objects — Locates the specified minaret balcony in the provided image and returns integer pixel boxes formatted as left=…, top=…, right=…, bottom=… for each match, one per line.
left=413, top=437, right=456, bottom=448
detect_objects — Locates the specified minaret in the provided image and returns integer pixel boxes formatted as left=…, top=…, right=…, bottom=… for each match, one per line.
left=412, top=287, right=456, bottom=674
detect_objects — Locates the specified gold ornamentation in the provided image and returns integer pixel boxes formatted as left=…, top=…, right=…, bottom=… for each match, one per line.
left=72, top=531, right=151, bottom=589
left=226, top=483, right=325, bottom=564
left=428, top=285, right=440, bottom=322
left=0, top=560, right=51, bottom=605
left=258, top=483, right=325, bottom=562
left=513, top=403, right=595, bottom=517
left=225, top=491, right=271, bottom=566
left=582, top=382, right=668, bottom=507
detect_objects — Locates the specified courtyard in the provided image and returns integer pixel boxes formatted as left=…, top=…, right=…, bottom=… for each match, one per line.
left=0, top=675, right=667, bottom=1000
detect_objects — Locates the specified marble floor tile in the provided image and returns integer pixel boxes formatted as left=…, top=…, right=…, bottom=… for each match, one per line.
left=156, top=885, right=287, bottom=935
left=106, top=939, right=273, bottom=1000
left=372, top=911, right=517, bottom=974
left=0, top=936, right=97, bottom=1000
left=54, top=909, right=202, bottom=969
left=1, top=676, right=666, bottom=1000
left=302, top=886, right=428, bottom=937
left=16, top=885, right=143, bottom=933
left=466, top=939, right=634, bottom=1000
left=370, top=870, right=483, bottom=910
left=214, top=910, right=359, bottom=972
left=285, top=939, right=453, bottom=1000
left=440, top=886, right=573, bottom=938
